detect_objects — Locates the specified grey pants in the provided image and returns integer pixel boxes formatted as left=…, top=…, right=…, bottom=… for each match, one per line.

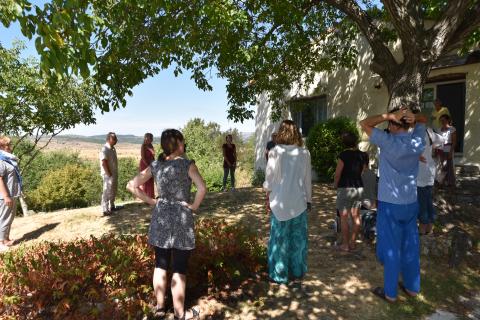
left=0, top=199, right=17, bottom=240
left=102, top=174, right=117, bottom=213
left=223, top=167, right=236, bottom=189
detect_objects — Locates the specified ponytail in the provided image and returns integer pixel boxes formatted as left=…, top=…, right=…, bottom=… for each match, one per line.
left=159, top=129, right=184, bottom=161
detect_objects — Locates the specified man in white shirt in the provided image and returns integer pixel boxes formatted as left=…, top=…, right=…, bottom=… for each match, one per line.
left=100, top=132, right=118, bottom=216
left=417, top=128, right=443, bottom=235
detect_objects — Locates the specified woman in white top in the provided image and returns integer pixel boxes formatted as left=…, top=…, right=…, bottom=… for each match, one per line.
left=417, top=128, right=443, bottom=235
left=263, top=120, right=312, bottom=284
left=437, top=114, right=456, bottom=187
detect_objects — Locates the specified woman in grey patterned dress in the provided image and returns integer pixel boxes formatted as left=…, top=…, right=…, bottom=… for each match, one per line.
left=127, top=129, right=206, bottom=320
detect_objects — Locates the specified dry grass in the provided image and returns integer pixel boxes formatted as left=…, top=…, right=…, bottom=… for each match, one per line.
left=9, top=184, right=480, bottom=319
left=43, top=139, right=142, bottom=161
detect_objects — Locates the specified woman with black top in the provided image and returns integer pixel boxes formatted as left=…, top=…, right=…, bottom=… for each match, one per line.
left=334, top=132, right=368, bottom=252
left=222, top=134, right=237, bottom=192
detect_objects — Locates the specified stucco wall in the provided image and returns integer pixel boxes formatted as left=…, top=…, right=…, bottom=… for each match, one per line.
left=254, top=37, right=480, bottom=170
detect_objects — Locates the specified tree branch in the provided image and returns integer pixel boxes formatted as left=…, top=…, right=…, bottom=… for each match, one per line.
left=317, top=0, right=399, bottom=78
left=429, top=2, right=479, bottom=59
left=19, top=130, right=62, bottom=173
left=381, top=0, right=423, bottom=56
left=443, top=4, right=480, bottom=53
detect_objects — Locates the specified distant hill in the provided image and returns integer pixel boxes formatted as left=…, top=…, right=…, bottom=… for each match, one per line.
left=57, top=134, right=146, bottom=145
left=58, top=132, right=254, bottom=144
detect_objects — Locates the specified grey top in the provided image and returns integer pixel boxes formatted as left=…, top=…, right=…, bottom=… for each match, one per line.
left=0, top=161, right=21, bottom=199
left=148, top=158, right=195, bottom=250
left=99, top=143, right=118, bottom=177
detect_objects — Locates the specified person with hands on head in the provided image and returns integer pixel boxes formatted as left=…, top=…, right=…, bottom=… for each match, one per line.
left=360, top=106, right=427, bottom=304
left=127, top=129, right=206, bottom=320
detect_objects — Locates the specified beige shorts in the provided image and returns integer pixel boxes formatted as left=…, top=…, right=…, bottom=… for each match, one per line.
left=336, top=187, right=364, bottom=212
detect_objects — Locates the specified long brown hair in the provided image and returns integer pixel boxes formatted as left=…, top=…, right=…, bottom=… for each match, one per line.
left=143, top=132, right=153, bottom=145
left=158, top=129, right=184, bottom=161
left=275, top=120, right=303, bottom=147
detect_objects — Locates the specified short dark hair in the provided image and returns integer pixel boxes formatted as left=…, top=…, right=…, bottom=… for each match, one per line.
left=341, top=132, right=358, bottom=148
left=106, top=132, right=117, bottom=141
left=439, top=113, right=451, bottom=123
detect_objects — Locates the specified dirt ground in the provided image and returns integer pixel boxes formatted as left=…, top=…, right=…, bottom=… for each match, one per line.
left=9, top=184, right=480, bottom=320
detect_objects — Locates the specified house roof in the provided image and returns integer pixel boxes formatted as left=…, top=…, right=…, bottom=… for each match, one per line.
left=432, top=50, right=480, bottom=70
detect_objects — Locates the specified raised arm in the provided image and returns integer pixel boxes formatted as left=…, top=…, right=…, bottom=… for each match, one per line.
left=188, top=163, right=207, bottom=211
left=126, top=167, right=155, bottom=205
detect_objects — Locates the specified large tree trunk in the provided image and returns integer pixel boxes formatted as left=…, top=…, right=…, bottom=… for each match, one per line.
left=382, top=61, right=432, bottom=111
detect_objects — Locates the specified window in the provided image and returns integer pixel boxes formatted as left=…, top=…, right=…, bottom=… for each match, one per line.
left=422, top=87, right=434, bottom=111
left=290, top=96, right=328, bottom=136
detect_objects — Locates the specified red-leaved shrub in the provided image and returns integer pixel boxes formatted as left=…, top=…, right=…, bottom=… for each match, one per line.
left=0, top=218, right=266, bottom=319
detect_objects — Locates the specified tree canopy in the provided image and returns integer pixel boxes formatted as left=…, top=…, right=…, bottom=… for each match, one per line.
left=0, top=41, right=96, bottom=161
left=2, top=0, right=480, bottom=120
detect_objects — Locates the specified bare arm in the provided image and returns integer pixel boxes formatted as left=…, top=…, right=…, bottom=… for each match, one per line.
left=333, top=159, right=344, bottom=188
left=0, top=178, right=13, bottom=208
left=233, top=145, right=237, bottom=165
left=187, top=163, right=207, bottom=211
left=140, top=145, right=148, bottom=167
left=449, top=130, right=457, bottom=159
left=305, top=152, right=312, bottom=204
left=126, top=167, right=156, bottom=205
left=102, top=159, right=112, bottom=177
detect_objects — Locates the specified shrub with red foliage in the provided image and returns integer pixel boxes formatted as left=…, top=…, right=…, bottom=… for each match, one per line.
left=0, top=218, right=266, bottom=319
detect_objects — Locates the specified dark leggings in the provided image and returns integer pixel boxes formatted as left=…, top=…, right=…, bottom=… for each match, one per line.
left=154, top=247, right=191, bottom=275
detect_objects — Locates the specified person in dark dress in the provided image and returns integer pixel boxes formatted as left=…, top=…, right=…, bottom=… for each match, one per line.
left=333, top=132, right=368, bottom=252
left=139, top=133, right=155, bottom=198
left=127, top=129, right=207, bottom=320
left=222, top=134, right=237, bottom=192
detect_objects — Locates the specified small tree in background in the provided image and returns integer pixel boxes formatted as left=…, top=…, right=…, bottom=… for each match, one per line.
left=306, top=117, right=359, bottom=181
left=0, top=42, right=97, bottom=169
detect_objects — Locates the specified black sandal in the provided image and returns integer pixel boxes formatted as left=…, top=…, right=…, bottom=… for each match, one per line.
left=371, top=287, right=395, bottom=303
left=399, top=282, right=417, bottom=297
left=152, top=306, right=167, bottom=320
left=174, top=307, right=200, bottom=320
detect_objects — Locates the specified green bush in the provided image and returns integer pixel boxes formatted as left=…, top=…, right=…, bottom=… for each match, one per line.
left=28, top=164, right=102, bottom=212
left=251, top=168, right=265, bottom=187
left=306, top=117, right=360, bottom=181
left=0, top=219, right=266, bottom=319
left=116, top=157, right=139, bottom=201
left=21, top=151, right=83, bottom=193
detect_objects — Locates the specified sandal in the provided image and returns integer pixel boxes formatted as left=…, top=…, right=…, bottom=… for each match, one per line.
left=371, top=287, right=395, bottom=303
left=152, top=306, right=167, bottom=320
left=174, top=307, right=200, bottom=320
left=399, top=282, right=417, bottom=297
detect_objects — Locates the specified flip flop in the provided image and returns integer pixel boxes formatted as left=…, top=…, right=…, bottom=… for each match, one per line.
left=399, top=282, right=417, bottom=297
left=371, top=287, right=395, bottom=303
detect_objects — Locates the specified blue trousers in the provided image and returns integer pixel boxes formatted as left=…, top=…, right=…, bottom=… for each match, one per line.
left=268, top=211, right=308, bottom=284
left=417, top=186, right=436, bottom=224
left=376, top=201, right=420, bottom=298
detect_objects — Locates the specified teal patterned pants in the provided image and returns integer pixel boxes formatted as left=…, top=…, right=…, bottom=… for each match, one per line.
left=268, top=211, right=308, bottom=284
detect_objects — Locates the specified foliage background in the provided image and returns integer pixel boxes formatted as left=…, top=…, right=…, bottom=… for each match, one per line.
left=306, top=117, right=360, bottom=181
left=16, top=119, right=256, bottom=212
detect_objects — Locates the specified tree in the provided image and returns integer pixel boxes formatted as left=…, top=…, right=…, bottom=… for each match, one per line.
left=2, top=1, right=480, bottom=120
left=0, top=42, right=96, bottom=169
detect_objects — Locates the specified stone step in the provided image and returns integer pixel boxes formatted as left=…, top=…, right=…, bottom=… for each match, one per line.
left=455, top=164, right=480, bottom=177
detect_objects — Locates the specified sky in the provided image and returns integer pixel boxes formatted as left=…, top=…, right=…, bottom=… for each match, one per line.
left=0, top=1, right=256, bottom=136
